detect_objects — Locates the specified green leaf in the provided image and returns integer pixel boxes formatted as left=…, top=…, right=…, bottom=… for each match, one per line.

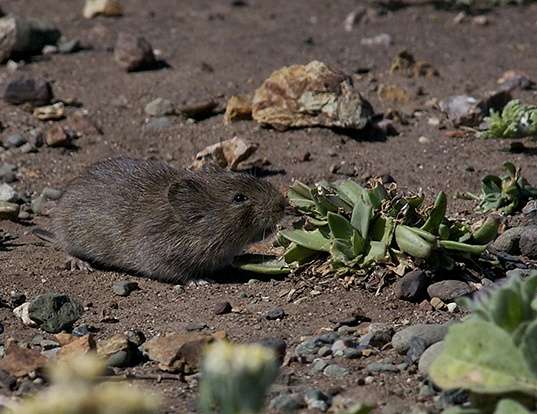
left=520, top=320, right=537, bottom=377
left=429, top=320, right=537, bottom=395
left=330, top=238, right=356, bottom=266
left=350, top=196, right=372, bottom=238
left=421, top=191, right=447, bottom=235
left=335, top=180, right=368, bottom=205
left=367, top=185, right=387, bottom=209
left=489, top=287, right=526, bottom=334
left=283, top=243, right=318, bottom=265
left=288, top=181, right=312, bottom=199
left=352, top=229, right=365, bottom=256
left=232, top=255, right=290, bottom=275
left=279, top=229, right=330, bottom=252
left=442, top=408, right=481, bottom=414
left=439, top=240, right=487, bottom=256
left=494, top=399, right=532, bottom=414
left=328, top=212, right=354, bottom=241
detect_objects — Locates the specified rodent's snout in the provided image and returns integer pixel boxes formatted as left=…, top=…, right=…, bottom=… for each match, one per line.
left=274, top=195, right=288, bottom=216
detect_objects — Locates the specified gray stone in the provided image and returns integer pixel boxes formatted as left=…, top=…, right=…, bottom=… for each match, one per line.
left=395, top=270, right=428, bottom=302
left=269, top=393, right=305, bottom=413
left=19, top=142, right=36, bottom=153
left=392, top=323, right=449, bottom=354
left=125, top=330, right=146, bottom=347
left=295, top=338, right=321, bottom=362
left=360, top=323, right=394, bottom=348
left=427, top=280, right=473, bottom=301
left=41, top=187, right=62, bottom=200
left=266, top=307, right=285, bottom=320
left=112, top=280, right=139, bottom=297
left=418, top=341, right=444, bottom=375
left=214, top=301, right=232, bottom=315
left=318, top=346, right=332, bottom=357
left=4, top=133, right=26, bottom=148
left=145, top=98, right=175, bottom=117
left=519, top=226, right=537, bottom=259
left=304, top=389, right=330, bottom=412
left=28, top=293, right=84, bottom=334
left=406, top=336, right=428, bottom=364
left=0, top=163, right=17, bottom=182
left=342, top=348, right=361, bottom=359
left=144, top=116, right=173, bottom=131
left=331, top=339, right=350, bottom=354
left=366, top=362, right=400, bottom=373
left=72, top=324, right=91, bottom=337
left=0, top=201, right=19, bottom=220
left=317, top=332, right=339, bottom=344
left=58, top=38, right=81, bottom=54
left=311, top=358, right=329, bottom=374
left=114, top=32, right=156, bottom=72
left=3, top=77, right=53, bottom=106
left=323, top=364, right=349, bottom=378
left=439, top=95, right=480, bottom=127
left=0, top=183, right=17, bottom=203
left=0, top=16, right=61, bottom=62
left=506, top=268, right=534, bottom=279
left=491, top=226, right=525, bottom=254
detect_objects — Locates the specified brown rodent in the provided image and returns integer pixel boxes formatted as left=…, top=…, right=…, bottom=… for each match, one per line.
left=38, top=157, right=286, bottom=284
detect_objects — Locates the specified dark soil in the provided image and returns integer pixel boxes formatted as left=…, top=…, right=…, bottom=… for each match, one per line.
left=1, top=0, right=537, bottom=413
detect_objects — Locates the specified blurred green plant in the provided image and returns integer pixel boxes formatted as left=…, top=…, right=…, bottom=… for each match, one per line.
left=199, top=341, right=279, bottom=414
left=480, top=100, right=537, bottom=139
left=462, top=162, right=537, bottom=214
left=429, top=271, right=537, bottom=413
left=276, top=178, right=495, bottom=275
left=7, top=354, right=160, bottom=414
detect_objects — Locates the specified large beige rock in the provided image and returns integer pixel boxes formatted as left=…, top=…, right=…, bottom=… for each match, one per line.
left=252, top=60, right=373, bottom=131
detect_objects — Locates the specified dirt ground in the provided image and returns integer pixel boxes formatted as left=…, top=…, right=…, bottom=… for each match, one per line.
left=1, top=0, right=537, bottom=413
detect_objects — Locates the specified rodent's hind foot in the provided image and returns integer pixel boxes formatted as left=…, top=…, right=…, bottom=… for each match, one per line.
left=64, top=255, right=94, bottom=272
left=187, top=278, right=215, bottom=287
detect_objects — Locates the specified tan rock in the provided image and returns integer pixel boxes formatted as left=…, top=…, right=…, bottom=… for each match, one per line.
left=390, top=50, right=438, bottom=78
left=33, top=102, right=65, bottom=121
left=224, top=95, right=252, bottom=124
left=45, top=125, right=70, bottom=147
left=191, top=136, right=258, bottom=171
left=65, top=110, right=102, bottom=137
left=83, top=0, right=123, bottom=19
left=143, top=332, right=215, bottom=373
left=0, top=342, right=48, bottom=377
left=377, top=84, right=410, bottom=105
left=58, top=335, right=96, bottom=359
left=55, top=333, right=75, bottom=346
left=252, top=60, right=373, bottom=130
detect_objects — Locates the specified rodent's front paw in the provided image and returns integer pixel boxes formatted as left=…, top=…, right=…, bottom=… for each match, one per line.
left=187, top=278, right=214, bottom=286
left=64, top=255, right=94, bottom=272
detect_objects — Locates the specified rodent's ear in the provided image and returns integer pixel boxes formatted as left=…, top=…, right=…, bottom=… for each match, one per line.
left=167, top=179, right=203, bottom=206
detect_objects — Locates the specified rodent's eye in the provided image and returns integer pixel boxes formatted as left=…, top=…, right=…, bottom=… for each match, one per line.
left=233, top=193, right=248, bottom=203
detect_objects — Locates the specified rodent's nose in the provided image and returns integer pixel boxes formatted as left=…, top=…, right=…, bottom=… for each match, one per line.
left=277, top=197, right=289, bottom=215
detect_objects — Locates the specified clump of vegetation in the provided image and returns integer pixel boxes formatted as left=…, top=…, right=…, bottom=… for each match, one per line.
left=480, top=100, right=537, bottom=139
left=199, top=342, right=279, bottom=414
left=7, top=354, right=160, bottom=414
left=276, top=178, right=496, bottom=275
left=462, top=162, right=537, bottom=214
left=429, top=271, right=537, bottom=413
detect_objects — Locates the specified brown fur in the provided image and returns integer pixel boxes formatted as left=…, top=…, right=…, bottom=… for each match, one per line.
left=50, top=157, right=286, bottom=283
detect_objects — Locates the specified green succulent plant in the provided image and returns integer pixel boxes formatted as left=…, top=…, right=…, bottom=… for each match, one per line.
left=463, top=162, right=537, bottom=214
left=430, top=271, right=537, bottom=413
left=481, top=100, right=537, bottom=139
left=276, top=178, right=494, bottom=274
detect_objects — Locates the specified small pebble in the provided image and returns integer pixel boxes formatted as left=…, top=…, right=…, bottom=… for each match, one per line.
left=214, top=301, right=232, bottom=315
left=323, top=364, right=349, bottom=378
left=112, top=280, right=139, bottom=297
left=266, top=307, right=285, bottom=320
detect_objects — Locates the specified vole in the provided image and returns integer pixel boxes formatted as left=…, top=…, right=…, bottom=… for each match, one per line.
left=34, top=157, right=286, bottom=284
